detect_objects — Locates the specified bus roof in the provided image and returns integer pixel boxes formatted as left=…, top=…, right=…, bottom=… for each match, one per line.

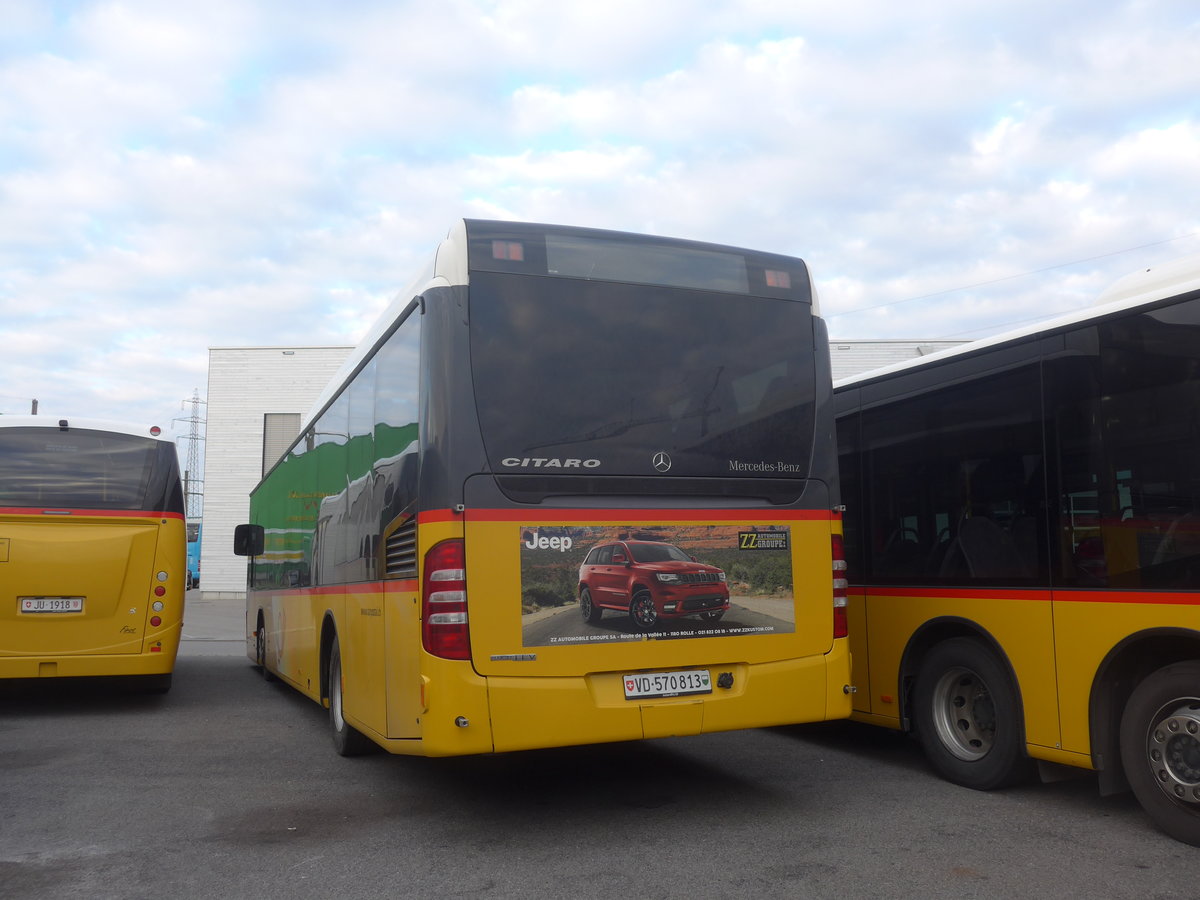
left=0, top=415, right=174, bottom=442
left=302, top=218, right=817, bottom=435
left=834, top=252, right=1200, bottom=391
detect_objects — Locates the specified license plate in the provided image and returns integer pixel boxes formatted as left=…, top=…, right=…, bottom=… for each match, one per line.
left=623, top=669, right=712, bottom=700
left=19, top=597, right=84, bottom=614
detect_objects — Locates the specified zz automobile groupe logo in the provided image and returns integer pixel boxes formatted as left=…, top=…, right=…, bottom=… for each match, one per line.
left=652, top=451, right=672, bottom=473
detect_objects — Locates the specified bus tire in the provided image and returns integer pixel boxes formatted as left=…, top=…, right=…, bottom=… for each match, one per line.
left=1119, top=661, right=1200, bottom=846
left=328, top=635, right=374, bottom=757
left=255, top=618, right=276, bottom=682
left=629, top=590, right=659, bottom=632
left=140, top=673, right=172, bottom=694
left=913, top=637, right=1031, bottom=791
left=580, top=588, right=603, bottom=624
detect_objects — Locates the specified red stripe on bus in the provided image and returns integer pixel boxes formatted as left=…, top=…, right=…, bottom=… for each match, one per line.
left=256, top=580, right=418, bottom=598
left=861, top=586, right=1053, bottom=602
left=0, top=507, right=185, bottom=519
left=418, top=508, right=837, bottom=524
left=1051, top=589, right=1200, bottom=606
left=856, top=586, right=1199, bottom=606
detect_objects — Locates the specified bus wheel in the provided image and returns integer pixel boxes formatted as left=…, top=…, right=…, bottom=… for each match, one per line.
left=139, top=673, right=172, bottom=694
left=913, top=637, right=1030, bottom=790
left=328, top=635, right=374, bottom=757
left=255, top=618, right=276, bottom=682
left=629, top=590, right=659, bottom=632
left=1119, top=661, right=1200, bottom=846
left=580, top=588, right=602, bottom=624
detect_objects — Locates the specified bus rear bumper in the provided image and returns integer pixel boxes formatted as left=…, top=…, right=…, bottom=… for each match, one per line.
left=484, top=640, right=852, bottom=754
left=0, top=650, right=178, bottom=679
left=363, top=641, right=853, bottom=757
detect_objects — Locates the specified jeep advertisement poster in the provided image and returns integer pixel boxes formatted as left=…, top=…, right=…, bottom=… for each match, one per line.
left=519, top=524, right=796, bottom=647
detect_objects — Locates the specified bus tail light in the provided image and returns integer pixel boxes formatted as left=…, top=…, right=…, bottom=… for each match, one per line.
left=832, top=533, right=848, bottom=639
left=422, top=539, right=471, bottom=660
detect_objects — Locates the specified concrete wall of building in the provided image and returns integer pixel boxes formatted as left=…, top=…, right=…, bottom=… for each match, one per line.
left=200, top=346, right=352, bottom=600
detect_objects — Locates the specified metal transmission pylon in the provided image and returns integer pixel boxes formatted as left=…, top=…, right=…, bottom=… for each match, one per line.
left=174, top=390, right=206, bottom=519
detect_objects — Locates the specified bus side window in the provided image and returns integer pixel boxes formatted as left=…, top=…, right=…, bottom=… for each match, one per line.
left=862, top=362, right=1045, bottom=586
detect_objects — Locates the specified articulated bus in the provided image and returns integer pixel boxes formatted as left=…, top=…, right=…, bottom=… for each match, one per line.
left=833, top=254, right=1200, bottom=844
left=0, top=416, right=187, bottom=692
left=235, top=219, right=851, bottom=758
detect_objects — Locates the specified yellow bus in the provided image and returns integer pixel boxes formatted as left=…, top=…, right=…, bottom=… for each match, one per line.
left=833, top=254, right=1200, bottom=844
left=235, top=219, right=851, bottom=757
left=0, top=416, right=187, bottom=692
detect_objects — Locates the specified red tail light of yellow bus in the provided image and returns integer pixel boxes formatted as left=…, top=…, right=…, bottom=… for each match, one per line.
left=832, top=533, right=848, bottom=639
left=421, top=539, right=471, bottom=660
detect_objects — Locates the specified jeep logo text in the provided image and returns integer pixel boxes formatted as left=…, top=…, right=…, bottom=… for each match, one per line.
left=524, top=530, right=574, bottom=552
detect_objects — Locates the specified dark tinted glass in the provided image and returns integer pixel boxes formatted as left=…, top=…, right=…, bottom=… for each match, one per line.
left=1050, top=294, right=1200, bottom=589
left=835, top=407, right=865, bottom=579
left=858, top=364, right=1047, bottom=586
left=0, top=427, right=183, bottom=513
left=465, top=221, right=809, bottom=299
left=250, top=310, right=421, bottom=591
left=545, top=234, right=748, bottom=293
left=469, top=272, right=816, bottom=479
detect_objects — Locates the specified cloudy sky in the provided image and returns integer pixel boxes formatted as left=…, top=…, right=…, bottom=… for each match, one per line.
left=2, top=0, right=1198, bottom=439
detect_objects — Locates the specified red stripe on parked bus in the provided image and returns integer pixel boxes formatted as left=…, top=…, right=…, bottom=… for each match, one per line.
left=0, top=507, right=185, bottom=519
left=857, top=586, right=1199, bottom=606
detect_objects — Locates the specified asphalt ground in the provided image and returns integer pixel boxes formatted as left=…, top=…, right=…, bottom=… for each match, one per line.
left=2, top=591, right=1199, bottom=899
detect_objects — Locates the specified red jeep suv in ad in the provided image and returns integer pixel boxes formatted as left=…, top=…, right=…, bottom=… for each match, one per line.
left=577, top=540, right=730, bottom=632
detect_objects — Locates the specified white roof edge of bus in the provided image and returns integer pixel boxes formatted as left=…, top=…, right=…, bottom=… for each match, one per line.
left=833, top=252, right=1200, bottom=390
left=0, top=414, right=173, bottom=441
left=1091, top=251, right=1200, bottom=307
left=300, top=220, right=470, bottom=432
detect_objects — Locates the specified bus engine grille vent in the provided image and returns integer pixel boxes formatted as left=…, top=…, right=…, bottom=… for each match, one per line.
left=385, top=520, right=417, bottom=578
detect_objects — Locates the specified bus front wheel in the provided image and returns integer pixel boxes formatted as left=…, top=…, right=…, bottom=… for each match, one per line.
left=255, top=617, right=276, bottom=682
left=913, top=637, right=1031, bottom=791
left=1119, top=661, right=1200, bottom=846
left=327, top=635, right=374, bottom=757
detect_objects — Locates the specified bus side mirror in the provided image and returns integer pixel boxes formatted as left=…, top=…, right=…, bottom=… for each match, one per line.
left=234, top=524, right=264, bottom=557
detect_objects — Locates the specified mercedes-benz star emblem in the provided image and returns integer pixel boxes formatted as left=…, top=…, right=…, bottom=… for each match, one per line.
left=652, top=451, right=672, bottom=473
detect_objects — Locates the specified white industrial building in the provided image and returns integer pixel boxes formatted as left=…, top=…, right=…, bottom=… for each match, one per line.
left=829, top=339, right=962, bottom=381
left=199, top=346, right=352, bottom=599
left=198, top=339, right=960, bottom=600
